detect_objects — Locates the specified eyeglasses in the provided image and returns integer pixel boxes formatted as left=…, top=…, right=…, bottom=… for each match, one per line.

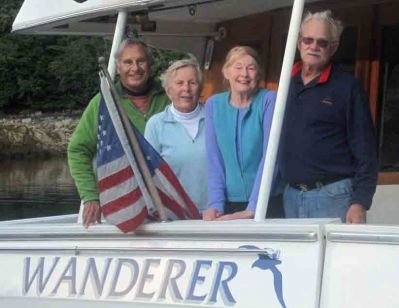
left=301, top=36, right=330, bottom=49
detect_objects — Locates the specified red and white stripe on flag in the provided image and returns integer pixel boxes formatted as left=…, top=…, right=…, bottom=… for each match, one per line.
left=96, top=75, right=200, bottom=233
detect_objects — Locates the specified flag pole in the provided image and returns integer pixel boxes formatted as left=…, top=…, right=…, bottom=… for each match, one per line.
left=254, top=0, right=305, bottom=221
left=98, top=58, right=168, bottom=222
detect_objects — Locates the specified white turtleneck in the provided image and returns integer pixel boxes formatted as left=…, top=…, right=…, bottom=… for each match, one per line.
left=170, top=103, right=202, bottom=140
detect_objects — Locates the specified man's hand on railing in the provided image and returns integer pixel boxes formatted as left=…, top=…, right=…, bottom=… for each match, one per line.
left=83, top=200, right=101, bottom=228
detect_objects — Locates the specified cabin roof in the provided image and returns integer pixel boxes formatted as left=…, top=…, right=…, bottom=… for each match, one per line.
left=12, top=0, right=317, bottom=37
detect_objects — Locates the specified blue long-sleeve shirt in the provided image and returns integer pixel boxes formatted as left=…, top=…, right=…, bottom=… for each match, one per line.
left=280, top=63, right=378, bottom=209
left=205, top=89, right=277, bottom=213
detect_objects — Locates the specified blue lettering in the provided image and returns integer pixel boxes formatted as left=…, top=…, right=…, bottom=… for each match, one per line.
left=158, top=259, right=186, bottom=301
left=136, top=258, right=160, bottom=299
left=108, top=258, right=139, bottom=297
left=78, top=257, right=112, bottom=297
left=186, top=260, right=212, bottom=302
left=23, top=257, right=60, bottom=295
left=51, top=257, right=77, bottom=295
left=208, top=261, right=237, bottom=305
left=23, top=256, right=239, bottom=305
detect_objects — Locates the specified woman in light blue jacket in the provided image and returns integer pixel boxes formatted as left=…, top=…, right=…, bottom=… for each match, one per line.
left=144, top=59, right=207, bottom=213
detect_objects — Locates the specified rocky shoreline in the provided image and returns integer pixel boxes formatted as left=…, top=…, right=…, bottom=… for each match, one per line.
left=0, top=111, right=82, bottom=158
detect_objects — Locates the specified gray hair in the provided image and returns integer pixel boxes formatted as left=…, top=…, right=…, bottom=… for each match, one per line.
left=114, top=38, right=152, bottom=64
left=161, top=58, right=203, bottom=90
left=301, top=10, right=344, bottom=42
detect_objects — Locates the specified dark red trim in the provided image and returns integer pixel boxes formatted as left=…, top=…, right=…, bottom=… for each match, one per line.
left=291, top=61, right=332, bottom=84
left=318, top=64, right=332, bottom=83
left=291, top=61, right=303, bottom=76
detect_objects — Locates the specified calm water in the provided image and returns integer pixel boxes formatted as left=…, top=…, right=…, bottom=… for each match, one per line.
left=0, top=158, right=80, bottom=221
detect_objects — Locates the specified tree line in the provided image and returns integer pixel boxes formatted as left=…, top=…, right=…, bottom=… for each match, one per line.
left=0, top=0, right=185, bottom=113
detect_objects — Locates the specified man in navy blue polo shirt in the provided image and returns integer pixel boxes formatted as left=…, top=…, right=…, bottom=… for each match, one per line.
left=280, top=10, right=378, bottom=223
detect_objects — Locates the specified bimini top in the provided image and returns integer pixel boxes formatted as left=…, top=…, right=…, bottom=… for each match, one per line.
left=12, top=0, right=317, bottom=37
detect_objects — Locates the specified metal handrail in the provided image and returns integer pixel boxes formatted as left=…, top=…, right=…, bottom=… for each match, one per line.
left=0, top=231, right=318, bottom=242
left=327, top=231, right=399, bottom=245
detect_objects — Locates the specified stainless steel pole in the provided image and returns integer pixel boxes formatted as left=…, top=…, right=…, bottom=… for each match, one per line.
left=108, top=10, right=128, bottom=80
left=254, top=0, right=305, bottom=221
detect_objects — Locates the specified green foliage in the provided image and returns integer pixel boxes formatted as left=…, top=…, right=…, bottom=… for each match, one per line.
left=0, top=35, right=54, bottom=108
left=0, top=0, right=186, bottom=112
left=0, top=0, right=23, bottom=35
left=150, top=48, right=188, bottom=77
left=0, top=0, right=109, bottom=112
left=47, top=37, right=110, bottom=109
left=0, top=34, right=109, bottom=111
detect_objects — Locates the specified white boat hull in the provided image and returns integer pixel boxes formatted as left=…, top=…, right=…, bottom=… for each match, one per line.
left=0, top=219, right=331, bottom=307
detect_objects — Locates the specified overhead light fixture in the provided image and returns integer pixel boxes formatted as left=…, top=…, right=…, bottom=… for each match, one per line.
left=188, top=5, right=197, bottom=16
left=215, top=27, right=227, bottom=41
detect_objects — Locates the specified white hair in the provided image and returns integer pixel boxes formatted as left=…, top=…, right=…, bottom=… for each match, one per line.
left=301, top=10, right=344, bottom=42
left=161, top=58, right=203, bottom=90
left=114, top=38, right=152, bottom=64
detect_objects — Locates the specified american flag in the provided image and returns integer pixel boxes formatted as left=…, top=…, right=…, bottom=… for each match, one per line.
left=96, top=76, right=200, bottom=233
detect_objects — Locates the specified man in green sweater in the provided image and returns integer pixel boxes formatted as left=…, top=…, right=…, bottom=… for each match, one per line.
left=68, top=39, right=169, bottom=228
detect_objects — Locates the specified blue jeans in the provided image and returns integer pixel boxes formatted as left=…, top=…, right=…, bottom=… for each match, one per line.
left=283, top=178, right=352, bottom=222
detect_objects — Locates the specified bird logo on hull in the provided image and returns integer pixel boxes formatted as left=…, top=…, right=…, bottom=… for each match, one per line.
left=240, top=245, right=287, bottom=308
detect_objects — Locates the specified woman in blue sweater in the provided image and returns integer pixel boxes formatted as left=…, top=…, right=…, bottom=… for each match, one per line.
left=203, top=46, right=283, bottom=220
left=145, top=59, right=207, bottom=213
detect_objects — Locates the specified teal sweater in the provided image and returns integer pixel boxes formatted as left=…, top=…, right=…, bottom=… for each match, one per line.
left=212, top=90, right=265, bottom=202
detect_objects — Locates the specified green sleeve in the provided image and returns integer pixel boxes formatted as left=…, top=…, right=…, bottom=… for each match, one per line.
left=67, top=94, right=100, bottom=202
left=68, top=86, right=168, bottom=203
